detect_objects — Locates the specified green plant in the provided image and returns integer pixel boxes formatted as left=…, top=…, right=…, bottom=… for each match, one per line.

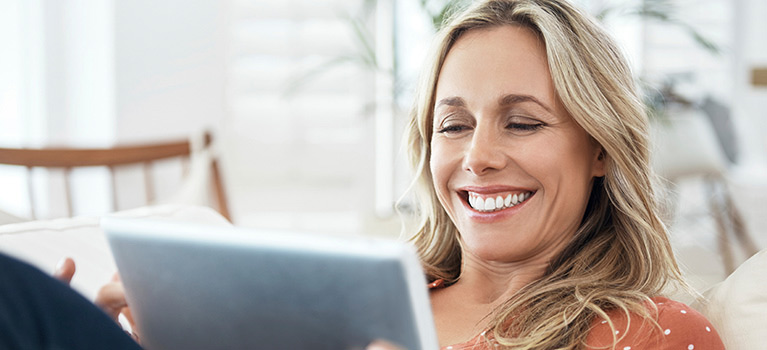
left=595, top=0, right=723, bottom=120
left=290, top=0, right=722, bottom=120
left=418, top=0, right=472, bottom=29
left=285, top=4, right=380, bottom=96
left=596, top=0, right=721, bottom=55
left=286, top=0, right=468, bottom=97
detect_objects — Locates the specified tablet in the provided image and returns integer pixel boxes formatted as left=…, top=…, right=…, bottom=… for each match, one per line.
left=101, top=217, right=438, bottom=350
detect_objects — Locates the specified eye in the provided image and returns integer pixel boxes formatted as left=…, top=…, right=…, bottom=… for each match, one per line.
left=505, top=116, right=545, bottom=135
left=437, top=124, right=470, bottom=134
left=507, top=122, right=544, bottom=132
left=435, top=113, right=474, bottom=135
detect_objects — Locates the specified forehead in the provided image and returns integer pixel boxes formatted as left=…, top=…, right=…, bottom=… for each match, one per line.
left=434, top=25, right=558, bottom=111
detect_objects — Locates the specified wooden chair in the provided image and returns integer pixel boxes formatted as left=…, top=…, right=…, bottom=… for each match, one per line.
left=653, top=110, right=759, bottom=275
left=0, top=132, right=230, bottom=221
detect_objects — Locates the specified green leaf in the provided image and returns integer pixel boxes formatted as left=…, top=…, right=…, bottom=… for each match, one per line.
left=284, top=55, right=356, bottom=96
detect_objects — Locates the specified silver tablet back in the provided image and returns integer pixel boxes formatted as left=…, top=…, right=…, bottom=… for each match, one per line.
left=102, top=217, right=438, bottom=350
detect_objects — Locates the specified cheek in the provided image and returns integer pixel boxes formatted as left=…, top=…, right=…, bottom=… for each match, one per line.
left=429, top=140, right=458, bottom=203
left=429, top=141, right=447, bottom=190
left=519, top=134, right=592, bottom=194
left=536, top=137, right=598, bottom=206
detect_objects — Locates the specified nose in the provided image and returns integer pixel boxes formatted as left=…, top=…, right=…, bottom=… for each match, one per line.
left=462, top=128, right=507, bottom=176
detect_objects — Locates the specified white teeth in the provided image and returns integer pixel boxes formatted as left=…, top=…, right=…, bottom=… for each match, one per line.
left=484, top=198, right=495, bottom=211
left=468, top=191, right=533, bottom=212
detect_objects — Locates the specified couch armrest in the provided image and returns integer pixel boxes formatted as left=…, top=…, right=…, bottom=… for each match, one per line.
left=0, top=204, right=230, bottom=300
left=693, top=249, right=767, bottom=350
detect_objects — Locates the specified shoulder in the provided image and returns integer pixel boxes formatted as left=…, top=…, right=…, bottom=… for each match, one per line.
left=586, top=297, right=725, bottom=350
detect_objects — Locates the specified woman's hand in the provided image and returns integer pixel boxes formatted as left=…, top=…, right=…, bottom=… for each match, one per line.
left=96, top=273, right=140, bottom=342
left=53, top=257, right=131, bottom=323
left=95, top=274, right=131, bottom=321
left=53, top=257, right=139, bottom=341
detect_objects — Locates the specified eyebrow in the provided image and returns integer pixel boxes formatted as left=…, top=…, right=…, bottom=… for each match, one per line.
left=435, top=94, right=553, bottom=112
left=435, top=96, right=466, bottom=108
left=499, top=94, right=553, bottom=113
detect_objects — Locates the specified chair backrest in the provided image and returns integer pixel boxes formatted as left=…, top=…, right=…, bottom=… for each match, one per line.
left=0, top=132, right=230, bottom=221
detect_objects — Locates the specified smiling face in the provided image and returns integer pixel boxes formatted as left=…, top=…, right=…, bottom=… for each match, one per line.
left=430, top=25, right=605, bottom=265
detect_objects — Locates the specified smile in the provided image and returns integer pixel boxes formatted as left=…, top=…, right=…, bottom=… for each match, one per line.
left=467, top=191, right=533, bottom=212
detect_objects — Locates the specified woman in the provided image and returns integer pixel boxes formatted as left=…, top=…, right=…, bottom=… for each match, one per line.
left=402, top=0, right=724, bottom=348
left=92, top=0, right=724, bottom=349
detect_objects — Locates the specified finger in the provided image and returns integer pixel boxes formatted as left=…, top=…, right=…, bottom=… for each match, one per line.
left=122, top=305, right=136, bottom=327
left=365, top=340, right=406, bottom=350
left=118, top=312, right=140, bottom=344
left=128, top=314, right=140, bottom=344
left=95, top=281, right=129, bottom=322
left=52, top=257, right=76, bottom=284
left=107, top=273, right=136, bottom=327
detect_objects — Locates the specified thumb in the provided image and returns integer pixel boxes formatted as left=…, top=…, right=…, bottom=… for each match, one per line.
left=52, top=257, right=76, bottom=285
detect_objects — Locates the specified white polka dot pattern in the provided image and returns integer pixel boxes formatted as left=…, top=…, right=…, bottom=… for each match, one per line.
left=436, top=296, right=725, bottom=350
left=580, top=297, right=725, bottom=350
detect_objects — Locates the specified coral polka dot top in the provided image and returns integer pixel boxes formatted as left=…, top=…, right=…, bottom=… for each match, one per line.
left=427, top=280, right=725, bottom=350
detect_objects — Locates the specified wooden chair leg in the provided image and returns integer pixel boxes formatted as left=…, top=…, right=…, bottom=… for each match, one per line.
left=109, top=166, right=119, bottom=212
left=210, top=158, right=231, bottom=222
left=63, top=168, right=73, bottom=217
left=26, top=166, right=36, bottom=220
left=706, top=178, right=736, bottom=275
left=723, top=185, right=759, bottom=257
left=144, top=162, right=155, bottom=204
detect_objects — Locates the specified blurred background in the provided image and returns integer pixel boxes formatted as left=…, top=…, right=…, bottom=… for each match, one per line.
left=0, top=0, right=766, bottom=290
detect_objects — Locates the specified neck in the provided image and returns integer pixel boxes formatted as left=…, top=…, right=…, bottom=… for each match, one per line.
left=452, top=252, right=551, bottom=306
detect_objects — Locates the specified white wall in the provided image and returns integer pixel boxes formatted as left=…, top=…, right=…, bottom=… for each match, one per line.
left=732, top=0, right=767, bottom=169
left=113, top=0, right=228, bottom=143
left=223, top=0, right=383, bottom=232
left=109, top=0, right=229, bottom=212
left=0, top=0, right=116, bottom=218
left=0, top=0, right=229, bottom=219
left=0, top=0, right=37, bottom=218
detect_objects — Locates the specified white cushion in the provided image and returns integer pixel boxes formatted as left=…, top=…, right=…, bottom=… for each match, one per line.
left=0, top=208, right=26, bottom=226
left=693, top=249, right=767, bottom=350
left=0, top=204, right=230, bottom=301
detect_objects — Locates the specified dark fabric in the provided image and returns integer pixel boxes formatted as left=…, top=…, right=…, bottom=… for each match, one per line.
left=0, top=253, right=142, bottom=350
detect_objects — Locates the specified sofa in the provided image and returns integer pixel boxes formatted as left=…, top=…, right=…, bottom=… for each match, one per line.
left=0, top=204, right=762, bottom=349
left=0, top=205, right=230, bottom=301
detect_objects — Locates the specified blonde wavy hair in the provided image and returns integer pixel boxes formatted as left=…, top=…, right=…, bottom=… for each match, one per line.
left=404, top=0, right=684, bottom=348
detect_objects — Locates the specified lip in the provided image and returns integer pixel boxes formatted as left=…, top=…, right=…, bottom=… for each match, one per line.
left=459, top=185, right=533, bottom=194
left=457, top=185, right=536, bottom=222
